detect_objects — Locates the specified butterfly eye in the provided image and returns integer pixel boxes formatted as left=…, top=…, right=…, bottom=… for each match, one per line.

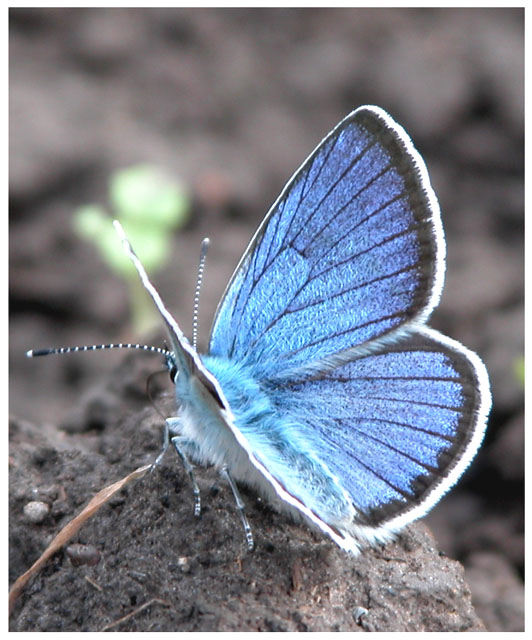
left=169, top=364, right=178, bottom=383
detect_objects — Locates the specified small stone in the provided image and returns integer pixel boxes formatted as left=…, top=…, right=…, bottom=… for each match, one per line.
left=353, top=606, right=369, bottom=625
left=23, top=500, right=49, bottom=523
left=177, top=556, right=191, bottom=573
left=66, top=543, right=101, bottom=567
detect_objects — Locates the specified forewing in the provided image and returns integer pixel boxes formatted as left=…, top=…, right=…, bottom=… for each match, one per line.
left=264, top=327, right=490, bottom=539
left=209, top=106, right=444, bottom=371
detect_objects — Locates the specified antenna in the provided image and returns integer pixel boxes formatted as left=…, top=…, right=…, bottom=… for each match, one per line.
left=27, top=343, right=169, bottom=358
left=192, top=238, right=210, bottom=351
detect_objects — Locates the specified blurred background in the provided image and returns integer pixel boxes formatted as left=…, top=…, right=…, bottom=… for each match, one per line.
left=9, top=8, right=523, bottom=629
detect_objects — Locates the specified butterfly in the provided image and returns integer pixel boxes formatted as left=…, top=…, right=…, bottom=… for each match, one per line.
left=32, top=105, right=491, bottom=554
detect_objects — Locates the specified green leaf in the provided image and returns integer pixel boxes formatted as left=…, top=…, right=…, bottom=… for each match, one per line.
left=110, top=165, right=189, bottom=230
left=72, top=204, right=108, bottom=240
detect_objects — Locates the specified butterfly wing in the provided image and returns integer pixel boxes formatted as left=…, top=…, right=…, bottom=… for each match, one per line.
left=204, top=106, right=490, bottom=551
left=246, top=326, right=490, bottom=547
left=209, top=106, right=445, bottom=373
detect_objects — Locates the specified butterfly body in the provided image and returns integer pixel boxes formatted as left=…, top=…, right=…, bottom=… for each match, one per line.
left=170, top=355, right=270, bottom=479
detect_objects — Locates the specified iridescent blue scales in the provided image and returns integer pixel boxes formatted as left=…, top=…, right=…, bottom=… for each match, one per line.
left=210, top=108, right=444, bottom=371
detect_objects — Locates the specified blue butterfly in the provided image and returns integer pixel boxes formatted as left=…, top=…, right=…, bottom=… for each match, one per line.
left=36, top=105, right=492, bottom=554
left=111, top=105, right=492, bottom=553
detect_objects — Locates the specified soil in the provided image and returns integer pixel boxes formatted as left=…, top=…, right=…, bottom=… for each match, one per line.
left=9, top=8, right=523, bottom=632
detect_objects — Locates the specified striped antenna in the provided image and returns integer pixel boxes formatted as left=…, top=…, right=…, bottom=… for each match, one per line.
left=27, top=343, right=169, bottom=358
left=192, top=238, right=210, bottom=351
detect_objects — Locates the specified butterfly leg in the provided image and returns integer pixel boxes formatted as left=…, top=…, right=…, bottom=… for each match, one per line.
left=150, top=418, right=171, bottom=471
left=222, top=465, right=255, bottom=551
left=170, top=435, right=202, bottom=517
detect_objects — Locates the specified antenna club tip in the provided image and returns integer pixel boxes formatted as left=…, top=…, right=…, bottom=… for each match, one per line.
left=202, top=237, right=210, bottom=247
left=26, top=350, right=34, bottom=358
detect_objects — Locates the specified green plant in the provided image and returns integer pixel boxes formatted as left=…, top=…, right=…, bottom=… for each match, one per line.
left=73, top=164, right=189, bottom=334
